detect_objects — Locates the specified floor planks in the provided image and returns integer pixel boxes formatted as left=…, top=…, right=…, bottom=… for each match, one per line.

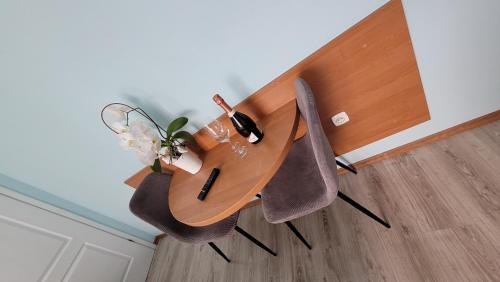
left=147, top=121, right=500, bottom=282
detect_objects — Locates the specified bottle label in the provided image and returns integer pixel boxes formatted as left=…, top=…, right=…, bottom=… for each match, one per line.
left=248, top=132, right=258, bottom=143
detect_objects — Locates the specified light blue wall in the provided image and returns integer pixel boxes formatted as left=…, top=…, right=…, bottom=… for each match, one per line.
left=1, top=0, right=499, bottom=242
left=0, top=0, right=387, bottom=241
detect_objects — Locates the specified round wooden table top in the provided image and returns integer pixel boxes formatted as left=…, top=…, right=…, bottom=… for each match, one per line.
left=169, top=100, right=299, bottom=226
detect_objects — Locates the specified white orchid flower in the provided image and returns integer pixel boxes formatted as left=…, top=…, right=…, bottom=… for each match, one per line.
left=112, top=122, right=129, bottom=134
left=136, top=149, right=158, bottom=166
left=118, top=132, right=136, bottom=150
left=116, top=121, right=161, bottom=166
left=134, top=137, right=160, bottom=165
left=107, top=105, right=130, bottom=122
left=129, top=121, right=155, bottom=138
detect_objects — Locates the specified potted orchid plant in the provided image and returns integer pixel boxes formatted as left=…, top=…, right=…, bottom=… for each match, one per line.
left=101, top=103, right=202, bottom=174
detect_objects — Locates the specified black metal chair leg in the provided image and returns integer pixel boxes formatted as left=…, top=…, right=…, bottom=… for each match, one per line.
left=285, top=221, right=312, bottom=250
left=337, top=191, right=391, bottom=228
left=336, top=159, right=357, bottom=174
left=208, top=242, right=231, bottom=263
left=235, top=225, right=277, bottom=256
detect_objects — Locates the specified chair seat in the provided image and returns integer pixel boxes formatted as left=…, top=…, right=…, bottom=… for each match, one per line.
left=130, top=172, right=239, bottom=244
left=261, top=135, right=337, bottom=223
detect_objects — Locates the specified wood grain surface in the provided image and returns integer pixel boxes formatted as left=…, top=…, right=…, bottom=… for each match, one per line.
left=125, top=0, right=429, bottom=189
left=168, top=101, right=299, bottom=226
left=192, top=0, right=429, bottom=154
left=147, top=120, right=500, bottom=282
left=125, top=116, right=307, bottom=190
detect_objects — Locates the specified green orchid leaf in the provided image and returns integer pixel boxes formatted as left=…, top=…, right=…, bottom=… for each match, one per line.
left=173, top=130, right=196, bottom=145
left=166, top=117, right=188, bottom=136
left=150, top=158, right=162, bottom=173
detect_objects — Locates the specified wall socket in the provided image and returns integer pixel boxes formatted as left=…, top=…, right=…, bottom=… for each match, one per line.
left=331, top=112, right=349, bottom=126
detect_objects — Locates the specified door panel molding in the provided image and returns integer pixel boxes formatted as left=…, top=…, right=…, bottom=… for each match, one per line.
left=0, top=186, right=154, bottom=282
left=63, top=242, right=133, bottom=282
left=0, top=214, right=72, bottom=281
left=0, top=186, right=155, bottom=249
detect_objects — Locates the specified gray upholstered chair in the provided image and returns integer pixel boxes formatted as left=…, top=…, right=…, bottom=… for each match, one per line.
left=130, top=172, right=277, bottom=263
left=258, top=78, right=390, bottom=249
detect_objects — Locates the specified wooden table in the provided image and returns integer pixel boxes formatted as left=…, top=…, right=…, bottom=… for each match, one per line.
left=168, top=101, right=299, bottom=226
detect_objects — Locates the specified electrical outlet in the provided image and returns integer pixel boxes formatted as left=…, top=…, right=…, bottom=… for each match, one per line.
left=331, top=112, right=349, bottom=126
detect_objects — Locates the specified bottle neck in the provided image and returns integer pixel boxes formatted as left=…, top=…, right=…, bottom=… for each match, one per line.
left=213, top=94, right=235, bottom=117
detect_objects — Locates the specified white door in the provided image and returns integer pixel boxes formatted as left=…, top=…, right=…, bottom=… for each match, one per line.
left=0, top=187, right=155, bottom=282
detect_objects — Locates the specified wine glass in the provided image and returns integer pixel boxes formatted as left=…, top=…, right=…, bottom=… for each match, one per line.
left=205, top=120, right=247, bottom=158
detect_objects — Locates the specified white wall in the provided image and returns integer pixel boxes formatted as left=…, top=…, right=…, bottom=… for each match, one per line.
left=0, top=0, right=499, bottom=241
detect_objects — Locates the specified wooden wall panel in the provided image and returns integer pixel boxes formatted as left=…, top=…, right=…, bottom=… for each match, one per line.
left=194, top=0, right=429, bottom=153
left=125, top=0, right=429, bottom=188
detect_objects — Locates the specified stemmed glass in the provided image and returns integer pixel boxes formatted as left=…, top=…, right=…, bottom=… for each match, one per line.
left=205, top=120, right=247, bottom=158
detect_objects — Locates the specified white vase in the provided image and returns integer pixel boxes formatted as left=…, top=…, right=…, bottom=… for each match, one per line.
left=165, top=149, right=203, bottom=174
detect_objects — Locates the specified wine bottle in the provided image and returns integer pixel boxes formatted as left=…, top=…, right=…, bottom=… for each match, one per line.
left=213, top=94, right=264, bottom=144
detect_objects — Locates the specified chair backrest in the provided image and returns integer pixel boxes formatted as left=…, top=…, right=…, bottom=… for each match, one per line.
left=129, top=172, right=177, bottom=235
left=129, top=172, right=239, bottom=243
left=295, top=78, right=339, bottom=194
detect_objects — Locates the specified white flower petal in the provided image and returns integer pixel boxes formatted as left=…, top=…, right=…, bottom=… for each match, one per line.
left=112, top=122, right=129, bottom=134
left=152, top=137, right=161, bottom=152
left=119, top=139, right=135, bottom=150
left=116, top=120, right=161, bottom=166
left=107, top=105, right=129, bottom=122
left=129, top=121, right=149, bottom=135
left=136, top=150, right=157, bottom=166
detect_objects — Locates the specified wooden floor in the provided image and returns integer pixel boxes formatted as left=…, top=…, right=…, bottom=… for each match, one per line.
left=147, top=121, right=500, bottom=282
